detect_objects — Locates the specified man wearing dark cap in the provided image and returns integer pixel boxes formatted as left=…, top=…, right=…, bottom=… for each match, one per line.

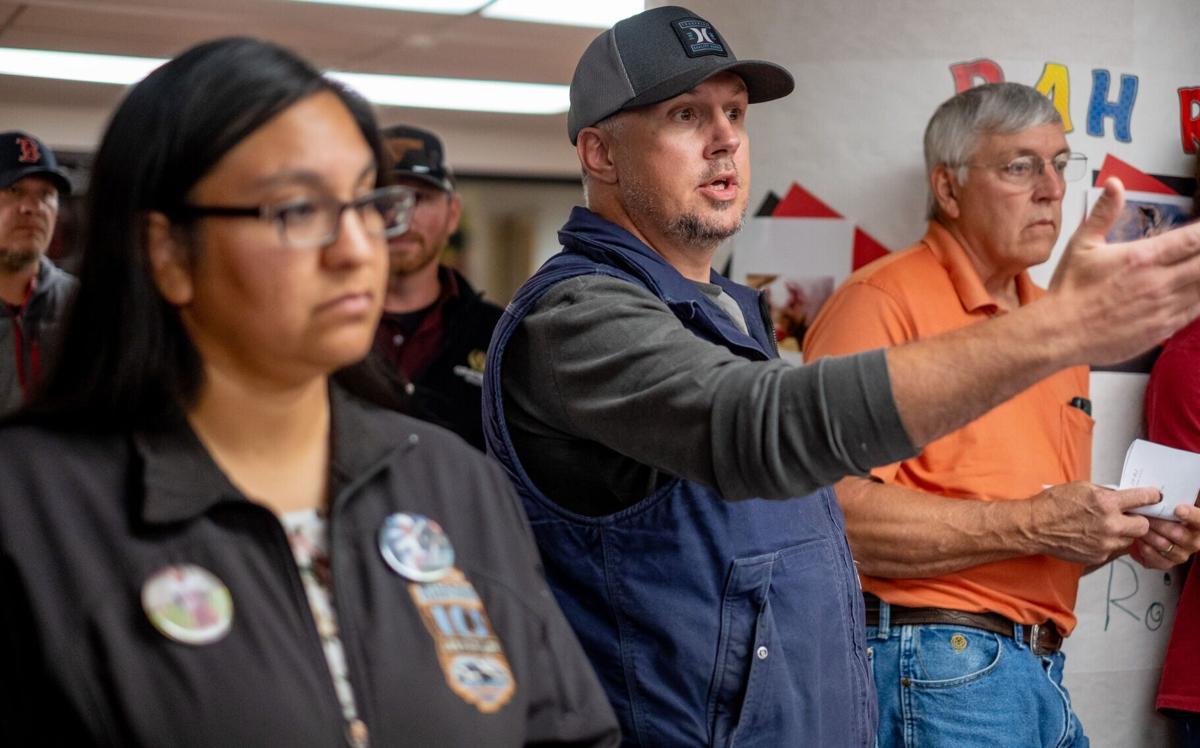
left=483, top=6, right=1200, bottom=746
left=375, top=124, right=502, bottom=450
left=0, top=131, right=75, bottom=416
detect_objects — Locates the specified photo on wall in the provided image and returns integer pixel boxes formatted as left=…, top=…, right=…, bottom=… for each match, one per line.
left=1091, top=191, right=1194, bottom=242
left=731, top=183, right=891, bottom=363
left=745, top=273, right=835, bottom=356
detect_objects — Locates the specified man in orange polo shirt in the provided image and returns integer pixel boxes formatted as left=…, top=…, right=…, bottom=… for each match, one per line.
left=805, top=82, right=1200, bottom=747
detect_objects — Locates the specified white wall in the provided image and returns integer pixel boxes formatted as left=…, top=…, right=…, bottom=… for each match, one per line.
left=455, top=177, right=582, bottom=305
left=1, top=102, right=114, bottom=152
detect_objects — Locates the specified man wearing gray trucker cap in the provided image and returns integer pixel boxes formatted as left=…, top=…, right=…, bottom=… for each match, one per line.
left=483, top=6, right=1200, bottom=746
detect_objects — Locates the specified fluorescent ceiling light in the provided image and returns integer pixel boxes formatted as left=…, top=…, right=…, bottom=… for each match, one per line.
left=328, top=71, right=568, bottom=114
left=481, top=0, right=643, bottom=28
left=288, top=0, right=642, bottom=27
left=0, top=47, right=162, bottom=85
left=0, top=47, right=569, bottom=115
left=290, top=0, right=483, bottom=12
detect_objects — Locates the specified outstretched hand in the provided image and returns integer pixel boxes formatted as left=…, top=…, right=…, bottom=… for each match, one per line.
left=1048, top=177, right=1200, bottom=366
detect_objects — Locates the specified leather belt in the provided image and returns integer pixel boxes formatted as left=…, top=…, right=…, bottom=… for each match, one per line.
left=863, top=593, right=1063, bottom=655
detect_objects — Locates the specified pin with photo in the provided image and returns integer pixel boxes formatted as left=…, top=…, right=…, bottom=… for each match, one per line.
left=378, top=512, right=455, bottom=582
left=141, top=564, right=234, bottom=646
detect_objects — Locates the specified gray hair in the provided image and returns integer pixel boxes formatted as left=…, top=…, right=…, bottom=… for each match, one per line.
left=923, top=82, right=1063, bottom=219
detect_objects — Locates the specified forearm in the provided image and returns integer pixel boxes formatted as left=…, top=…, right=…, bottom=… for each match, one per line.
left=837, top=476, right=1038, bottom=577
left=710, top=351, right=914, bottom=499
left=887, top=295, right=1079, bottom=448
left=523, top=276, right=916, bottom=499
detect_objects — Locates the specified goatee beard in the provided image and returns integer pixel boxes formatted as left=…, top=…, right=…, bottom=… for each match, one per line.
left=0, top=249, right=39, bottom=273
left=664, top=205, right=745, bottom=250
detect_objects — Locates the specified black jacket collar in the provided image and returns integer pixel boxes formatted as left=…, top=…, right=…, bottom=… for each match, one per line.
left=135, top=385, right=407, bottom=525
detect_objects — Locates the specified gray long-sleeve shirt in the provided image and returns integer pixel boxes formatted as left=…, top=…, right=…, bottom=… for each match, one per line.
left=502, top=274, right=916, bottom=516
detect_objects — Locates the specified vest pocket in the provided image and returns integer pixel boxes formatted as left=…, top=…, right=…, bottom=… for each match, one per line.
left=706, top=539, right=854, bottom=748
left=707, top=551, right=775, bottom=747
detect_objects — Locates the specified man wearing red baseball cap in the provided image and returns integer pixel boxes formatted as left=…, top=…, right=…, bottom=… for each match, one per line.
left=0, top=130, right=75, bottom=415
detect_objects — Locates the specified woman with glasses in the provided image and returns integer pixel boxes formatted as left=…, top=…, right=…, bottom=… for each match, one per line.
left=0, top=37, right=617, bottom=747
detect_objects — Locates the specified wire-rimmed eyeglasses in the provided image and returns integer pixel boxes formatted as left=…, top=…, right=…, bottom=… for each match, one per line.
left=963, top=152, right=1088, bottom=187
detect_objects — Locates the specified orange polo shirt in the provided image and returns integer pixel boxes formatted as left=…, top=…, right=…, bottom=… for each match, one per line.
left=803, top=221, right=1091, bottom=635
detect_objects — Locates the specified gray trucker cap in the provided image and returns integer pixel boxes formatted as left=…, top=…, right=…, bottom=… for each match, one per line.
left=567, top=5, right=794, bottom=144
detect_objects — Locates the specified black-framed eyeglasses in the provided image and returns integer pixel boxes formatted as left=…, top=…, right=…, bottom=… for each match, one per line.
left=174, top=184, right=416, bottom=250
left=964, top=152, right=1088, bottom=187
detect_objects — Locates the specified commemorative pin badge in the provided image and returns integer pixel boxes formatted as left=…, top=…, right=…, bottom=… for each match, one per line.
left=378, top=512, right=455, bottom=582
left=141, top=564, right=234, bottom=645
left=410, top=569, right=516, bottom=713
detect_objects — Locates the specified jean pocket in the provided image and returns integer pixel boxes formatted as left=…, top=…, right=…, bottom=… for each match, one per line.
left=911, top=625, right=1003, bottom=688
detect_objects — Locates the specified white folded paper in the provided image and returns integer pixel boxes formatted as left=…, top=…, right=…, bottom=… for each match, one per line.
left=1120, top=438, right=1200, bottom=522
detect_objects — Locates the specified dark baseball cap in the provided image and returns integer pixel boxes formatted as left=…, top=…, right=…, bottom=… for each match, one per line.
left=0, top=131, right=71, bottom=196
left=381, top=124, right=454, bottom=193
left=567, top=5, right=794, bottom=144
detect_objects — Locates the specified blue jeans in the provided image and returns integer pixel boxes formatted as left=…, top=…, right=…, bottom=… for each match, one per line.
left=867, top=601, right=1089, bottom=748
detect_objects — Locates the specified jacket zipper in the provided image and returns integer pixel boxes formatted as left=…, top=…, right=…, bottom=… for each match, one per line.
left=320, top=450, right=402, bottom=748
left=257, top=505, right=369, bottom=748
left=757, top=292, right=782, bottom=358
left=324, top=494, right=372, bottom=748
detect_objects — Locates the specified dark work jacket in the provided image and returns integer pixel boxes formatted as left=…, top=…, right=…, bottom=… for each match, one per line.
left=0, top=256, right=77, bottom=416
left=482, top=208, right=876, bottom=747
left=0, top=387, right=619, bottom=747
left=382, top=268, right=504, bottom=452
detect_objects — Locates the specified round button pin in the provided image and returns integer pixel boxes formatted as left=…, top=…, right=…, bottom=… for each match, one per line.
left=141, top=564, right=234, bottom=645
left=378, top=512, right=455, bottom=582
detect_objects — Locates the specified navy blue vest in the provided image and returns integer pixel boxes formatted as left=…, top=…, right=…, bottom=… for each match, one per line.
left=483, top=208, right=875, bottom=747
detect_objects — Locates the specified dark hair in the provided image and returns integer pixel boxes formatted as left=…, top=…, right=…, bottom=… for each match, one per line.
left=27, top=37, right=402, bottom=429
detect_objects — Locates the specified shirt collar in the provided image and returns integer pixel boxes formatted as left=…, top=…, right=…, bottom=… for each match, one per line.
left=923, top=220, right=1043, bottom=314
left=135, top=385, right=408, bottom=525
left=134, top=415, right=241, bottom=524
left=3, top=259, right=40, bottom=315
left=437, top=264, right=461, bottom=302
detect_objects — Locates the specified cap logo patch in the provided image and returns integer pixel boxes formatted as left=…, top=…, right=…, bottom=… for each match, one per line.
left=671, top=18, right=727, bottom=58
left=386, top=137, right=425, bottom=165
left=15, top=136, right=41, bottom=164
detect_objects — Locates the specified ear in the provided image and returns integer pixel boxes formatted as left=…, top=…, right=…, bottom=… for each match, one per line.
left=576, top=128, right=619, bottom=186
left=144, top=211, right=194, bottom=306
left=930, top=164, right=961, bottom=220
left=445, top=192, right=463, bottom=236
